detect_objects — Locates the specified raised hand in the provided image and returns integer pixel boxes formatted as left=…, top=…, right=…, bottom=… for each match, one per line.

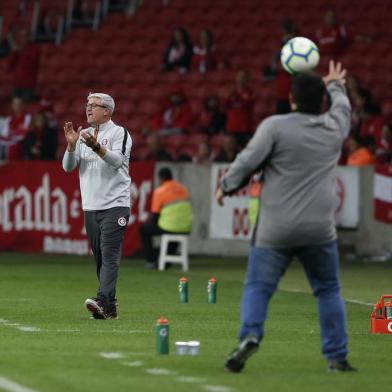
left=64, top=122, right=81, bottom=151
left=323, top=60, right=347, bottom=86
left=215, top=187, right=225, bottom=206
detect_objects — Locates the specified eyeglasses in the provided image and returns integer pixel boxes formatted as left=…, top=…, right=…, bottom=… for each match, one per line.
left=85, top=103, right=106, bottom=110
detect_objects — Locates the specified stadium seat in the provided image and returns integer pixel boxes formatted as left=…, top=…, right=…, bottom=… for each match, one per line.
left=189, top=100, right=203, bottom=118
left=163, top=134, right=188, bottom=148
left=137, top=100, right=157, bottom=116
left=187, top=133, right=209, bottom=145
left=127, top=115, right=149, bottom=133
left=1, top=0, right=390, bottom=136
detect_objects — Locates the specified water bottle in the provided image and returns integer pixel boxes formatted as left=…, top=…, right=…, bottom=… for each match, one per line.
left=156, top=316, right=169, bottom=354
left=207, top=277, right=217, bottom=304
left=179, top=277, right=188, bottom=303
left=386, top=302, right=392, bottom=319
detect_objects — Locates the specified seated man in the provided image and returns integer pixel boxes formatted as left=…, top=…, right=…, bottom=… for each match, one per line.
left=139, top=167, right=193, bottom=269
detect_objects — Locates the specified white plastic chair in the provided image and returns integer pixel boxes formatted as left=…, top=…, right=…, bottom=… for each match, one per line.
left=158, top=234, right=189, bottom=271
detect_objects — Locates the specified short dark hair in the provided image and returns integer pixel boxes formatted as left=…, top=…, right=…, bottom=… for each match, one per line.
left=158, top=167, right=173, bottom=181
left=291, top=73, right=326, bottom=114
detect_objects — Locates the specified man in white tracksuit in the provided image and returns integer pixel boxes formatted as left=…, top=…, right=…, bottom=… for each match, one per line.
left=62, top=93, right=132, bottom=319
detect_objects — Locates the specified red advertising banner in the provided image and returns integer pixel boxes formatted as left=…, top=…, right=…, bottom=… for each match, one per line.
left=374, top=164, right=392, bottom=223
left=0, top=161, right=155, bottom=255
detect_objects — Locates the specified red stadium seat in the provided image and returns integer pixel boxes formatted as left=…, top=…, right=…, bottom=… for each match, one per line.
left=1, top=0, right=390, bottom=128
left=136, top=101, right=158, bottom=116
left=187, top=133, right=209, bottom=145
left=163, top=134, right=188, bottom=148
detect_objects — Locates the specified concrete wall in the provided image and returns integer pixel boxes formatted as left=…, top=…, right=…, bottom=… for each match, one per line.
left=156, top=163, right=391, bottom=257
left=338, top=166, right=392, bottom=257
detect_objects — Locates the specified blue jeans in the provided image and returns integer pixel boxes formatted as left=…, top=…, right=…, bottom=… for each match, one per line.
left=239, top=241, right=348, bottom=361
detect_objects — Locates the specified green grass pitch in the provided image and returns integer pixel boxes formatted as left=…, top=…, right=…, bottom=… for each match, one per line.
left=0, top=252, right=391, bottom=392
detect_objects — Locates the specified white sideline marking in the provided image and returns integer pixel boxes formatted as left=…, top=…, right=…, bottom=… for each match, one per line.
left=17, top=327, right=41, bottom=332
left=120, top=361, right=144, bottom=367
left=0, top=376, right=38, bottom=392
left=99, top=352, right=125, bottom=359
left=176, top=376, right=206, bottom=383
left=0, top=321, right=148, bottom=335
left=282, top=289, right=374, bottom=307
left=0, top=299, right=30, bottom=303
left=202, top=386, right=234, bottom=392
left=145, top=368, right=177, bottom=376
left=94, top=329, right=148, bottom=334
left=127, top=330, right=148, bottom=334
left=0, top=319, right=41, bottom=333
left=345, top=298, right=373, bottom=307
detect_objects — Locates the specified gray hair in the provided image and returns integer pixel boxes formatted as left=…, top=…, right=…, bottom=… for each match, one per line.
left=87, top=92, right=115, bottom=115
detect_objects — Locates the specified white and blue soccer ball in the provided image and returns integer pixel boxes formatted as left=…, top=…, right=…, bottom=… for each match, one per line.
left=280, top=37, right=320, bottom=74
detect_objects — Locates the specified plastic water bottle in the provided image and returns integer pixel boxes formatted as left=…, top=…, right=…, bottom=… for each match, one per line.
left=156, top=316, right=169, bottom=354
left=179, top=277, right=188, bottom=303
left=207, top=277, right=217, bottom=304
left=386, top=302, right=392, bottom=319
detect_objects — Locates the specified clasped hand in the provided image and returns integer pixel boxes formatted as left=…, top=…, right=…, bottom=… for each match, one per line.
left=80, top=131, right=97, bottom=148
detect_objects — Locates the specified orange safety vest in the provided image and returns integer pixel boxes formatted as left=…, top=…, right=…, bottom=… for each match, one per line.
left=151, top=180, right=193, bottom=232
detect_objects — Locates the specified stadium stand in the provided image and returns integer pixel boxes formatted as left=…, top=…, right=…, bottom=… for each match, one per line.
left=0, top=0, right=391, bottom=161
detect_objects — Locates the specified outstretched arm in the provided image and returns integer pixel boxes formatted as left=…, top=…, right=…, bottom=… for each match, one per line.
left=215, top=118, right=275, bottom=205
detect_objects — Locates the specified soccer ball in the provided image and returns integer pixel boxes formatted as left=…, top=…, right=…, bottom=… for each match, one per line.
left=280, top=37, right=320, bottom=75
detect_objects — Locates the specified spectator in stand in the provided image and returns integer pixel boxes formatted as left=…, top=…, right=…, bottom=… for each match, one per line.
left=359, top=101, right=385, bottom=148
left=275, top=63, right=293, bottom=115
left=39, top=96, right=58, bottom=129
left=161, top=27, right=193, bottom=74
left=199, top=95, right=226, bottom=135
left=316, top=10, right=347, bottom=58
left=0, top=97, right=32, bottom=160
left=0, top=35, right=11, bottom=57
left=264, top=18, right=297, bottom=80
left=274, top=19, right=297, bottom=114
left=346, top=136, right=375, bottom=166
left=7, top=29, right=40, bottom=102
left=345, top=76, right=372, bottom=134
left=23, top=112, right=58, bottom=160
left=143, top=133, right=172, bottom=161
left=193, top=140, right=214, bottom=165
left=346, top=75, right=362, bottom=101
left=338, top=84, right=374, bottom=164
left=151, top=87, right=192, bottom=136
left=192, top=29, right=218, bottom=73
left=225, top=70, right=255, bottom=147
left=263, top=19, right=297, bottom=114
left=375, top=123, right=392, bottom=165
left=214, top=134, right=239, bottom=163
